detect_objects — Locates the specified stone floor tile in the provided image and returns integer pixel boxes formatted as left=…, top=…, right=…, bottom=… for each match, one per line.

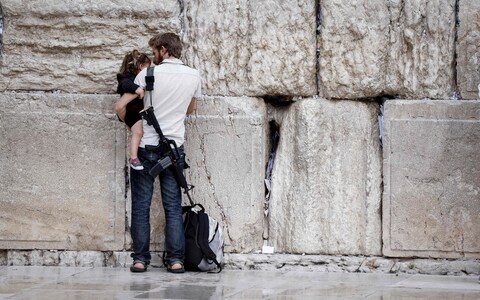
left=0, top=267, right=478, bottom=299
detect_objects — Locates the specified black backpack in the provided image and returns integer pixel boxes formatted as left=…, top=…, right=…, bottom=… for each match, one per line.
left=183, top=204, right=223, bottom=273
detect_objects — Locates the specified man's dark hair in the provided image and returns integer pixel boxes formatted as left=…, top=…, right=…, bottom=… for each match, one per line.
left=149, top=32, right=182, bottom=58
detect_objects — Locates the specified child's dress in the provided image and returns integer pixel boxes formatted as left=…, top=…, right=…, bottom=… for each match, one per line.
left=116, top=73, right=144, bottom=128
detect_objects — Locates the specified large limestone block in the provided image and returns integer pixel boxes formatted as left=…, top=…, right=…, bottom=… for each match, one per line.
left=319, top=0, right=456, bottom=99
left=387, top=0, right=456, bottom=99
left=0, top=0, right=180, bottom=93
left=383, top=100, right=480, bottom=258
left=0, top=92, right=126, bottom=251
left=318, top=0, right=390, bottom=99
left=457, top=0, right=480, bottom=99
left=184, top=97, right=267, bottom=252
left=269, top=98, right=382, bottom=255
left=183, top=1, right=317, bottom=97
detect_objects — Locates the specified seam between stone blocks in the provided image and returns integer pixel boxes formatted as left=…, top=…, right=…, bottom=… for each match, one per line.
left=177, top=0, right=185, bottom=38
left=453, top=0, right=460, bottom=99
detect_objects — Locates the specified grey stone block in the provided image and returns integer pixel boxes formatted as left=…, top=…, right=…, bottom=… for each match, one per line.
left=184, top=97, right=268, bottom=253
left=318, top=0, right=390, bottom=99
left=183, top=1, right=317, bottom=96
left=0, top=92, right=126, bottom=251
left=269, top=98, right=382, bottom=255
left=58, top=251, right=105, bottom=267
left=457, top=0, right=480, bottom=99
left=383, top=100, right=480, bottom=258
left=0, top=0, right=180, bottom=93
left=319, top=0, right=456, bottom=99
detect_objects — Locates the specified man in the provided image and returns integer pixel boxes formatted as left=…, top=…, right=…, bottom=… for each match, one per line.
left=129, top=32, right=201, bottom=273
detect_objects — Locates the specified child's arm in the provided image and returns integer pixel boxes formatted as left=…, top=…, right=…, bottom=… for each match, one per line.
left=115, top=93, right=139, bottom=122
left=119, top=77, right=144, bottom=99
left=119, top=77, right=140, bottom=95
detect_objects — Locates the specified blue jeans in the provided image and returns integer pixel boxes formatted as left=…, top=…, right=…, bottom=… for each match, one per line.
left=130, top=146, right=185, bottom=265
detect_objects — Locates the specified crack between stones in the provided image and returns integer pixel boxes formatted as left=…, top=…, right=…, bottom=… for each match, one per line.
left=315, top=1, right=322, bottom=96
left=0, top=2, right=3, bottom=59
left=177, top=0, right=185, bottom=38
left=453, top=0, right=460, bottom=99
left=263, top=120, right=280, bottom=242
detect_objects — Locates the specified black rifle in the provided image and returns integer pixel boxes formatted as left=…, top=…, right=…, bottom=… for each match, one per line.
left=140, top=106, right=193, bottom=203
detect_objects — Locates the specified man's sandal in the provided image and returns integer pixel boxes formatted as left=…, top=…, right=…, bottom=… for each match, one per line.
left=130, top=260, right=148, bottom=273
left=167, top=261, right=185, bottom=273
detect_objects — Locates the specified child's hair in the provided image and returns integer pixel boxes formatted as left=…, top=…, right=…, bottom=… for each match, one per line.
left=119, top=50, right=151, bottom=75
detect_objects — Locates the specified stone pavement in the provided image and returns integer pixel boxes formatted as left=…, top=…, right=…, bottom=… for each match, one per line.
left=0, top=266, right=479, bottom=299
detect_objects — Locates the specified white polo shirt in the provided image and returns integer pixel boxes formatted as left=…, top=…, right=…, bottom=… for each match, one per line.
left=134, top=58, right=201, bottom=147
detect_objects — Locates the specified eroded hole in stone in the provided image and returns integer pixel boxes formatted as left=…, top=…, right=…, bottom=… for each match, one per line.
left=263, top=121, right=280, bottom=241
left=262, top=95, right=294, bottom=107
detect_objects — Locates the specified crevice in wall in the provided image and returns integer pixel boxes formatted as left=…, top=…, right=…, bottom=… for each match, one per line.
left=262, top=95, right=294, bottom=107
left=0, top=2, right=4, bottom=58
left=262, top=120, right=280, bottom=244
left=260, top=96, right=291, bottom=252
left=177, top=0, right=185, bottom=39
left=316, top=1, right=322, bottom=96
left=453, top=0, right=461, bottom=99
left=373, top=95, right=396, bottom=147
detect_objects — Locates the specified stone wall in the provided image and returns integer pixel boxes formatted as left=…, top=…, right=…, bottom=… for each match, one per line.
left=0, top=0, right=479, bottom=264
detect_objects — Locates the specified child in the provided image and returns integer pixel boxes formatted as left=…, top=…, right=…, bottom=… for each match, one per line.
left=115, top=50, right=151, bottom=170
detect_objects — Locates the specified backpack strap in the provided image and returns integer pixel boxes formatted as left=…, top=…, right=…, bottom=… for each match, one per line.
left=197, top=211, right=222, bottom=273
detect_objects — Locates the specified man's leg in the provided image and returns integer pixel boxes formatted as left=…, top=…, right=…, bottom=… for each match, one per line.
left=159, top=146, right=185, bottom=267
left=130, top=148, right=155, bottom=265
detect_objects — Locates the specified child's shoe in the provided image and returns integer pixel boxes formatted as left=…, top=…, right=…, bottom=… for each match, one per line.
left=129, top=157, right=144, bottom=171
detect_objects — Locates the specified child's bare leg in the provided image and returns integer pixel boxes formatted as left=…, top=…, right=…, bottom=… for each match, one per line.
left=130, top=120, right=143, bottom=159
left=115, top=93, right=138, bottom=122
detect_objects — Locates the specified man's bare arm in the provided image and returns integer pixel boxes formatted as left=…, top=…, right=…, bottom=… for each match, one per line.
left=186, top=97, right=196, bottom=115
left=115, top=93, right=139, bottom=121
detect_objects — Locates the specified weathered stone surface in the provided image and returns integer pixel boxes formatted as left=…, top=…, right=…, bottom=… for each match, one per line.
left=0, top=92, right=126, bottom=251
left=0, top=0, right=180, bottom=93
left=318, top=0, right=390, bottom=99
left=387, top=0, right=456, bottom=99
left=184, top=97, right=267, bottom=252
left=224, top=253, right=480, bottom=275
left=383, top=100, right=480, bottom=258
left=457, top=0, right=480, bottom=99
left=58, top=251, right=106, bottom=267
left=319, top=0, right=456, bottom=99
left=3, top=251, right=480, bottom=275
left=183, top=1, right=317, bottom=97
left=6, top=250, right=60, bottom=266
left=269, top=98, right=382, bottom=255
